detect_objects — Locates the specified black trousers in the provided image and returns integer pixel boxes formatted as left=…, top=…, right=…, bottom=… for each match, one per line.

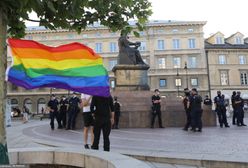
left=92, top=119, right=111, bottom=151
left=114, top=114, right=120, bottom=128
left=237, top=108, right=244, bottom=125
left=191, top=109, right=202, bottom=130
left=67, top=108, right=78, bottom=129
left=50, top=112, right=59, bottom=129
left=216, top=108, right=228, bottom=126
left=151, top=108, right=163, bottom=127
left=184, top=109, right=191, bottom=129
left=60, top=111, right=67, bottom=128
left=232, top=108, right=237, bottom=124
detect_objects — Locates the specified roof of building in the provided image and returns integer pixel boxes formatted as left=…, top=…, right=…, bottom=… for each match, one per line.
left=205, top=41, right=248, bottom=49
left=25, top=20, right=206, bottom=32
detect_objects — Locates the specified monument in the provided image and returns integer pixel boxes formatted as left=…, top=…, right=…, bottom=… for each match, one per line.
left=112, top=34, right=216, bottom=128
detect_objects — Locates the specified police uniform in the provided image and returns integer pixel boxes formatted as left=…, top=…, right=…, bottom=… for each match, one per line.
left=59, top=98, right=68, bottom=128
left=67, top=95, right=81, bottom=130
left=231, top=92, right=237, bottom=125
left=214, top=94, right=229, bottom=128
left=47, top=98, right=59, bottom=130
left=235, top=94, right=246, bottom=126
left=113, top=100, right=121, bottom=129
left=151, top=94, right=163, bottom=128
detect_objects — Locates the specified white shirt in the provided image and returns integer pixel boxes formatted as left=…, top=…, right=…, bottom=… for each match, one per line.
left=81, top=94, right=91, bottom=112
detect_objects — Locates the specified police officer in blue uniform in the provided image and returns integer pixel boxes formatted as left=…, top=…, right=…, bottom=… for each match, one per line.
left=67, top=92, right=81, bottom=130
left=235, top=91, right=247, bottom=127
left=59, top=95, right=68, bottom=129
left=183, top=88, right=191, bottom=131
left=47, top=94, right=60, bottom=130
left=214, top=91, right=230, bottom=128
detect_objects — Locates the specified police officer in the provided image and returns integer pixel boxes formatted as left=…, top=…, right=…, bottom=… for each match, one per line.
left=231, top=91, right=237, bottom=125
left=214, top=91, right=230, bottom=128
left=203, top=95, right=212, bottom=106
left=113, top=97, right=121, bottom=129
left=47, top=94, right=60, bottom=130
left=235, top=91, right=247, bottom=126
left=59, top=95, right=68, bottom=129
left=151, top=89, right=164, bottom=128
left=188, top=88, right=203, bottom=132
left=183, top=88, right=191, bottom=131
left=67, top=92, right=81, bottom=130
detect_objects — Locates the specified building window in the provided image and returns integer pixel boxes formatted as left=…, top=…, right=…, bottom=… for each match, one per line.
left=239, top=55, right=246, bottom=64
left=67, top=34, right=74, bottom=39
left=188, top=28, right=194, bottom=32
left=159, top=79, right=167, bottom=87
left=95, top=43, right=102, bottom=53
left=172, top=29, right=178, bottom=33
left=108, top=60, right=117, bottom=71
left=109, top=42, right=117, bottom=52
left=175, top=79, right=182, bottom=87
left=110, top=80, right=115, bottom=88
left=138, top=42, right=146, bottom=51
left=157, top=40, right=165, bottom=50
left=173, top=57, right=181, bottom=68
left=240, top=72, right=248, bottom=85
left=173, top=39, right=180, bottom=49
left=191, top=78, right=198, bottom=86
left=216, top=37, right=224, bottom=44
left=157, top=58, right=166, bottom=69
left=235, top=37, right=242, bottom=44
left=188, top=38, right=196, bottom=49
left=95, top=32, right=101, bottom=37
left=25, top=35, right=33, bottom=40
left=220, top=71, right=229, bottom=85
left=218, top=55, right=226, bottom=64
left=188, top=56, right=197, bottom=68
left=82, top=34, right=88, bottom=38
left=11, top=84, right=18, bottom=91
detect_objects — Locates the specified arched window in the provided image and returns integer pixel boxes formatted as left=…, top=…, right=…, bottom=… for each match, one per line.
left=24, top=98, right=32, bottom=113
left=37, top=98, right=46, bottom=114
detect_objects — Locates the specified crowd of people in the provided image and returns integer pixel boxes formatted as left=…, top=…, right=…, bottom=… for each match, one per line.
left=182, top=89, right=247, bottom=132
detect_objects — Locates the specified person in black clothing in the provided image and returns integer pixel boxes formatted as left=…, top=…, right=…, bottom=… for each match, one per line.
left=188, top=88, right=203, bottom=132
left=90, top=95, right=114, bottom=151
left=183, top=88, right=191, bottom=131
left=59, top=95, right=68, bottom=129
left=151, top=89, right=164, bottom=128
left=113, top=97, right=121, bottom=129
left=203, top=95, right=212, bottom=106
left=235, top=91, right=247, bottom=127
left=214, top=91, right=230, bottom=128
left=47, top=94, right=60, bottom=130
left=231, top=91, right=237, bottom=125
left=67, top=92, right=81, bottom=130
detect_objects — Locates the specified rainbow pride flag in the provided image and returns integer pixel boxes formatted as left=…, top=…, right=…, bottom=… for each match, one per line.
left=6, top=38, right=110, bottom=97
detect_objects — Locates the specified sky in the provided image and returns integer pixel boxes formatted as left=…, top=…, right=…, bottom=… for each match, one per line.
left=149, top=0, right=248, bottom=38
left=26, top=0, right=248, bottom=38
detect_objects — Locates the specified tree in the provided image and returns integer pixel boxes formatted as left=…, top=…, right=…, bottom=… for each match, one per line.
left=0, top=0, right=152, bottom=164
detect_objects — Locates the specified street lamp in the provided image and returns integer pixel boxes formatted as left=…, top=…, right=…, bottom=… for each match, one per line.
left=176, top=66, right=179, bottom=97
left=184, top=62, right=188, bottom=89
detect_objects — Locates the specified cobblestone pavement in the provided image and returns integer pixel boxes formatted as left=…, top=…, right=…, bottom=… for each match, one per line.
left=7, top=118, right=248, bottom=167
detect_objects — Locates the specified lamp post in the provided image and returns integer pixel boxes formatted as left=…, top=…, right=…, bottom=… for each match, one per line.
left=176, top=67, right=179, bottom=97
left=184, top=62, right=188, bottom=89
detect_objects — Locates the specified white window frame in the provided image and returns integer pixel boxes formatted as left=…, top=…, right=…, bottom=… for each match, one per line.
left=218, top=55, right=226, bottom=64
left=239, top=55, right=246, bottom=64
left=159, top=79, right=167, bottom=87
left=240, top=71, right=248, bottom=85
left=173, top=57, right=181, bottom=68
left=158, top=58, right=166, bottom=69
left=173, top=39, right=180, bottom=49
left=188, top=56, right=197, bottom=68
left=220, top=71, right=229, bottom=85
left=188, top=38, right=196, bottom=49
left=157, top=40, right=165, bottom=50
left=109, top=42, right=117, bottom=52
left=95, top=43, right=102, bottom=53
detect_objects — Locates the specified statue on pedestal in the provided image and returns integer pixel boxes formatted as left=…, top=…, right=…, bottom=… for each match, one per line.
left=118, top=34, right=147, bottom=65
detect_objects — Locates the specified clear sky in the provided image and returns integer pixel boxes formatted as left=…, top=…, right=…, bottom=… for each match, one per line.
left=149, top=0, right=248, bottom=38
left=26, top=0, right=248, bottom=38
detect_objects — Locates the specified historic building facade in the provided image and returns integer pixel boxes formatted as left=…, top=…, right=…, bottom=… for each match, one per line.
left=205, top=32, right=248, bottom=108
left=7, top=20, right=209, bottom=113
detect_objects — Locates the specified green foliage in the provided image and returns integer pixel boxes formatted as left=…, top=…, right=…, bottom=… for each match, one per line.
left=0, top=0, right=152, bottom=38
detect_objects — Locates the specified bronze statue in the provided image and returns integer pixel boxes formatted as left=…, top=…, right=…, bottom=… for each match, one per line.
left=118, top=34, right=147, bottom=65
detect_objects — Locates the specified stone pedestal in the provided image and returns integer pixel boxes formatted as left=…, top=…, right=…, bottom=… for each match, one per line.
left=111, top=92, right=216, bottom=128
left=112, top=65, right=150, bottom=91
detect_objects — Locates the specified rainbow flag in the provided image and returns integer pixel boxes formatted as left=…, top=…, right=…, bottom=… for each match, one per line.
left=6, top=38, right=110, bottom=97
